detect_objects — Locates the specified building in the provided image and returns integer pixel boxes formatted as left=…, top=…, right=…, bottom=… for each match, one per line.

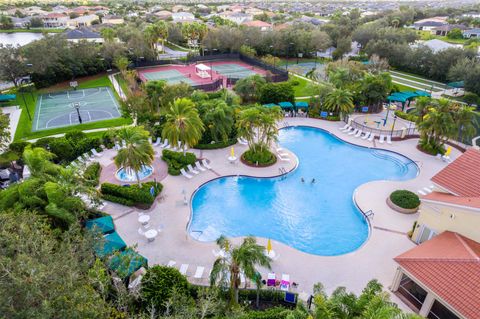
left=391, top=231, right=480, bottom=318
left=154, top=10, right=172, bottom=20
left=171, top=12, right=195, bottom=22
left=64, top=27, right=103, bottom=43
left=411, top=149, right=480, bottom=244
left=11, top=17, right=32, bottom=28
left=431, top=24, right=467, bottom=36
left=220, top=12, right=252, bottom=25
left=412, top=39, right=462, bottom=53
left=413, top=17, right=448, bottom=31
left=68, top=14, right=100, bottom=28
left=242, top=20, right=272, bottom=31
left=102, top=15, right=124, bottom=25
left=43, top=13, right=69, bottom=28
left=172, top=5, right=190, bottom=13
left=463, top=28, right=480, bottom=39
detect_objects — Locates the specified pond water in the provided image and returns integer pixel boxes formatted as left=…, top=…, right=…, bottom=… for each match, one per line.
left=0, top=32, right=45, bottom=47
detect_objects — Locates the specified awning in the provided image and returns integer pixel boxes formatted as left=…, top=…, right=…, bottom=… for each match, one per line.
left=195, top=63, right=211, bottom=71
left=0, top=94, right=16, bottom=102
left=295, top=101, right=309, bottom=109
left=447, top=81, right=464, bottom=88
left=95, top=231, right=127, bottom=257
left=278, top=101, right=294, bottom=109
left=108, top=249, right=148, bottom=279
left=415, top=90, right=431, bottom=97
left=263, top=103, right=278, bottom=108
left=86, top=216, right=115, bottom=234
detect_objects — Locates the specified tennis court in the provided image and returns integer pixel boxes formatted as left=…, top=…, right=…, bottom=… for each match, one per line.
left=33, top=87, right=122, bottom=131
left=139, top=69, right=194, bottom=84
left=212, top=63, right=258, bottom=78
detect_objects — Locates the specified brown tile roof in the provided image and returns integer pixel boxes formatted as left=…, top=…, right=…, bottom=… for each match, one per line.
left=395, top=231, right=480, bottom=319
left=242, top=20, right=272, bottom=28
left=431, top=149, right=480, bottom=197
left=422, top=192, right=480, bottom=209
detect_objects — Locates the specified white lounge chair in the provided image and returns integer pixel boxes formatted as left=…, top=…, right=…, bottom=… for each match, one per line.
left=418, top=190, right=426, bottom=196
left=386, top=135, right=392, bottom=144
left=193, top=266, right=205, bottom=279
left=339, top=124, right=349, bottom=130
left=201, top=159, right=212, bottom=170
left=167, top=260, right=176, bottom=267
left=162, top=139, right=170, bottom=149
left=187, top=164, right=199, bottom=175
left=368, top=133, right=376, bottom=142
left=180, top=168, right=193, bottom=179
left=340, top=125, right=351, bottom=132
left=343, top=127, right=354, bottom=134
left=378, top=135, right=385, bottom=144
left=348, top=128, right=358, bottom=136
left=122, top=140, right=127, bottom=148
left=179, top=264, right=189, bottom=276
left=148, top=137, right=152, bottom=144
left=278, top=154, right=291, bottom=162
left=91, top=148, right=103, bottom=157
left=153, top=137, right=161, bottom=146
left=361, top=132, right=370, bottom=140
left=195, top=161, right=206, bottom=172
left=354, top=130, right=362, bottom=138
left=114, top=142, right=121, bottom=151
left=280, top=274, right=290, bottom=291
left=237, top=137, right=248, bottom=145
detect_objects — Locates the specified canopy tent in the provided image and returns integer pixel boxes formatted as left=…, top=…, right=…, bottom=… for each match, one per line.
left=415, top=90, right=431, bottom=97
left=386, top=91, right=428, bottom=110
left=295, top=101, right=309, bottom=110
left=278, top=101, right=294, bottom=110
left=108, top=249, right=148, bottom=279
left=263, top=103, right=278, bottom=108
left=447, top=81, right=464, bottom=88
left=86, top=216, right=115, bottom=234
left=195, top=63, right=211, bottom=79
left=0, top=94, right=16, bottom=102
left=95, top=231, right=127, bottom=257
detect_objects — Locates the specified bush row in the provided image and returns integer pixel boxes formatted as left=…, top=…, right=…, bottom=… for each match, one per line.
left=83, top=162, right=102, bottom=187
left=195, top=138, right=237, bottom=150
left=100, top=181, right=163, bottom=208
left=162, top=149, right=196, bottom=175
left=394, top=110, right=418, bottom=122
left=242, top=148, right=277, bottom=166
left=390, top=190, right=420, bottom=209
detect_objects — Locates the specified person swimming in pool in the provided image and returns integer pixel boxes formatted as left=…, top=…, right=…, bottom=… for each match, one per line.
left=301, top=177, right=305, bottom=183
left=311, top=178, right=316, bottom=184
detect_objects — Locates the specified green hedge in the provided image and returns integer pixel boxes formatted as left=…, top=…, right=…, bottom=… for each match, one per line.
left=390, top=190, right=420, bottom=209
left=240, top=307, right=291, bottom=319
left=100, top=181, right=163, bottom=207
left=394, top=110, right=418, bottom=122
left=242, top=148, right=277, bottom=166
left=162, top=149, right=196, bottom=175
left=83, top=162, right=102, bottom=187
left=195, top=138, right=236, bottom=150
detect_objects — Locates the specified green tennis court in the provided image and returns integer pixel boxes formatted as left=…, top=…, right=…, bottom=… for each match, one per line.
left=212, top=63, right=257, bottom=78
left=33, top=87, right=121, bottom=131
left=140, top=69, right=194, bottom=84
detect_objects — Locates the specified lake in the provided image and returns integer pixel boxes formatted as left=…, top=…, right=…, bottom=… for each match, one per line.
left=0, top=32, right=45, bottom=47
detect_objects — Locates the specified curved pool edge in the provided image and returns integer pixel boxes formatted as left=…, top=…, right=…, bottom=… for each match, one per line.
left=186, top=124, right=419, bottom=256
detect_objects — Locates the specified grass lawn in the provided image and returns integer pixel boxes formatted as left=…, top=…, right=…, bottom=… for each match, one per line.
left=390, top=70, right=449, bottom=88
left=0, top=28, right=65, bottom=33
left=417, top=31, right=467, bottom=44
left=115, top=74, right=129, bottom=95
left=165, top=41, right=190, bottom=52
left=393, top=82, right=421, bottom=92
left=11, top=74, right=131, bottom=141
left=292, top=75, right=313, bottom=97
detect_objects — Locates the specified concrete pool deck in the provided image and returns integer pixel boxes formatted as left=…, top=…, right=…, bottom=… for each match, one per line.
left=99, top=117, right=462, bottom=310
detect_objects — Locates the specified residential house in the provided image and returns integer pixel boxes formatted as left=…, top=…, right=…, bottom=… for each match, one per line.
left=43, top=13, right=69, bottom=28
left=245, top=8, right=264, bottom=16
left=23, top=6, right=48, bottom=16
left=154, top=10, right=172, bottom=20
left=412, top=39, right=462, bottom=53
left=68, top=14, right=100, bottom=28
left=171, top=12, right=195, bottom=23
left=463, top=28, right=480, bottom=38
left=413, top=17, right=448, bottom=31
left=411, top=149, right=480, bottom=244
left=391, top=231, right=480, bottom=318
left=11, top=17, right=32, bottom=28
left=51, top=5, right=69, bottom=14
left=102, top=15, right=124, bottom=25
left=220, top=12, right=252, bottom=25
left=172, top=5, right=190, bottom=13
left=242, top=20, right=272, bottom=31
left=64, top=27, right=103, bottom=43
left=431, top=24, right=467, bottom=36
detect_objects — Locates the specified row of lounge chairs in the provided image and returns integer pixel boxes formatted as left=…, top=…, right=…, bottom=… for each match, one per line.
left=180, top=160, right=212, bottom=179
left=66, top=148, right=104, bottom=170
left=237, top=137, right=248, bottom=145
left=339, top=124, right=392, bottom=144
left=149, top=137, right=188, bottom=152
left=275, top=147, right=291, bottom=162
left=267, top=273, right=292, bottom=291
left=166, top=260, right=209, bottom=282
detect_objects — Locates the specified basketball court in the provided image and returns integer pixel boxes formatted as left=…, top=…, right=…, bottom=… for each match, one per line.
left=33, top=86, right=121, bottom=131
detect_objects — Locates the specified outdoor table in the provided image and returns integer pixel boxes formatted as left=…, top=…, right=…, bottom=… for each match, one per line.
left=145, top=229, right=158, bottom=242
left=138, top=215, right=150, bottom=225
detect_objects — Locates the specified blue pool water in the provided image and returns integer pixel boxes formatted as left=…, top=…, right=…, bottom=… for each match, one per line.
left=189, top=126, right=418, bottom=256
left=115, top=165, right=153, bottom=182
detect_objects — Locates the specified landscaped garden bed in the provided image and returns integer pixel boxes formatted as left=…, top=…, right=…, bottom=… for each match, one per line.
left=387, top=190, right=420, bottom=214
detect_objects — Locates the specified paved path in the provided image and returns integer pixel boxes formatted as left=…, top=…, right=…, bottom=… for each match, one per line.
left=98, top=117, right=462, bottom=311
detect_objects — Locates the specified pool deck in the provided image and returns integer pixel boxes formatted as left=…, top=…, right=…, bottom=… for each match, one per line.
left=99, top=117, right=462, bottom=310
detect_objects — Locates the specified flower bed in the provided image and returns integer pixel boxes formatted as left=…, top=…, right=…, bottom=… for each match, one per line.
left=387, top=190, right=420, bottom=214
left=241, top=149, right=277, bottom=167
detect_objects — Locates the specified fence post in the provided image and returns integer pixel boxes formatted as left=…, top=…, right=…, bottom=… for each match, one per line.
left=401, top=127, right=407, bottom=139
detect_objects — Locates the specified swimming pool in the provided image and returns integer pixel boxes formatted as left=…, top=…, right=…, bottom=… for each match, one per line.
left=189, top=126, right=418, bottom=256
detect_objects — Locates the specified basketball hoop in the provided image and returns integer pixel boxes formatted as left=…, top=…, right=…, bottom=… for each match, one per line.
left=70, top=81, right=78, bottom=90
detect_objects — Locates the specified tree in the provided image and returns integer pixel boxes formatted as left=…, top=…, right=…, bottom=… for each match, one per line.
left=0, top=15, right=13, bottom=30
left=100, top=27, right=116, bottom=42
left=114, top=126, right=154, bottom=185
left=198, top=99, right=235, bottom=143
left=233, top=75, right=266, bottom=103
left=162, top=98, right=205, bottom=152
left=332, top=36, right=352, bottom=60
left=210, top=236, right=271, bottom=305
left=113, top=55, right=130, bottom=78
left=0, top=113, right=10, bottom=151
left=358, top=72, right=393, bottom=112
left=144, top=80, right=167, bottom=113
left=463, top=92, right=480, bottom=106
left=29, top=17, right=43, bottom=28
left=324, top=88, right=355, bottom=116
left=447, top=28, right=464, bottom=40
left=259, top=82, right=295, bottom=104
left=0, top=44, right=27, bottom=87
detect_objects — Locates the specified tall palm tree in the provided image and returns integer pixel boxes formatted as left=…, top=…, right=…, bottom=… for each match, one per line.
left=162, top=98, right=205, bottom=153
left=454, top=105, right=478, bottom=143
left=100, top=28, right=116, bottom=42
left=155, top=21, right=169, bottom=53
left=114, top=126, right=154, bottom=185
left=324, top=88, right=354, bottom=116
left=210, top=236, right=271, bottom=305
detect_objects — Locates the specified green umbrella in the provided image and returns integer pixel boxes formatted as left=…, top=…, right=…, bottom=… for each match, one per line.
left=108, top=249, right=148, bottom=279
left=95, top=231, right=126, bottom=257
left=86, top=216, right=115, bottom=234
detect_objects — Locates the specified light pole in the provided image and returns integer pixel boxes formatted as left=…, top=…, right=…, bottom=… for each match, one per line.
left=390, top=115, right=397, bottom=137
left=74, top=102, right=83, bottom=124
left=286, top=42, right=293, bottom=71
left=19, top=86, right=32, bottom=121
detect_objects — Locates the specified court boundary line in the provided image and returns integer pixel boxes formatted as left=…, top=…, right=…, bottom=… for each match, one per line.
left=35, top=94, right=43, bottom=131
left=106, top=87, right=121, bottom=116
left=45, top=109, right=116, bottom=129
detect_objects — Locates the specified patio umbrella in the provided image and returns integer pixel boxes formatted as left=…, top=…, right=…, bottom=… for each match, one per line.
left=108, top=249, right=148, bottom=279
left=267, top=239, right=272, bottom=254
left=95, top=231, right=127, bottom=257
left=86, top=216, right=115, bottom=234
left=231, top=147, right=235, bottom=157
left=445, top=146, right=452, bottom=157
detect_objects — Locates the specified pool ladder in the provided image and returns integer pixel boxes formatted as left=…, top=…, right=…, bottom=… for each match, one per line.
left=365, top=210, right=374, bottom=220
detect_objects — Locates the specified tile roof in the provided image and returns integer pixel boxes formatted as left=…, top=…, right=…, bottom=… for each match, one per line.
left=431, top=149, right=480, bottom=197
left=422, top=192, right=480, bottom=210
left=242, top=20, right=272, bottom=27
left=395, top=231, right=480, bottom=319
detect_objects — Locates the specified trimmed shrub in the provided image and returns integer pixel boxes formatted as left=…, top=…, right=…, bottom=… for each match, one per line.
left=0, top=151, right=19, bottom=168
left=9, top=141, right=31, bottom=155
left=260, top=82, right=295, bottom=105
left=162, top=149, right=196, bottom=175
left=240, top=307, right=291, bottom=319
left=195, top=138, right=236, bottom=150
left=100, top=181, right=163, bottom=207
left=84, top=162, right=102, bottom=187
left=394, top=110, right=418, bottom=122
left=242, top=148, right=277, bottom=166
left=49, top=138, right=75, bottom=163
left=418, top=139, right=445, bottom=155
left=390, top=190, right=420, bottom=209
left=141, top=265, right=190, bottom=311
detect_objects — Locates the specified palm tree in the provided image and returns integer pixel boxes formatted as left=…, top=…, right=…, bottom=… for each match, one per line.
left=155, top=21, right=169, bottom=53
left=305, top=67, right=319, bottom=82
left=100, top=28, right=116, bottom=42
left=114, top=126, right=154, bottom=185
left=162, top=98, right=205, bottom=153
left=453, top=105, right=478, bottom=143
left=113, top=55, right=130, bottom=78
left=210, top=236, right=271, bottom=305
left=22, top=147, right=59, bottom=179
left=324, top=88, right=354, bottom=116
left=201, top=100, right=234, bottom=143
